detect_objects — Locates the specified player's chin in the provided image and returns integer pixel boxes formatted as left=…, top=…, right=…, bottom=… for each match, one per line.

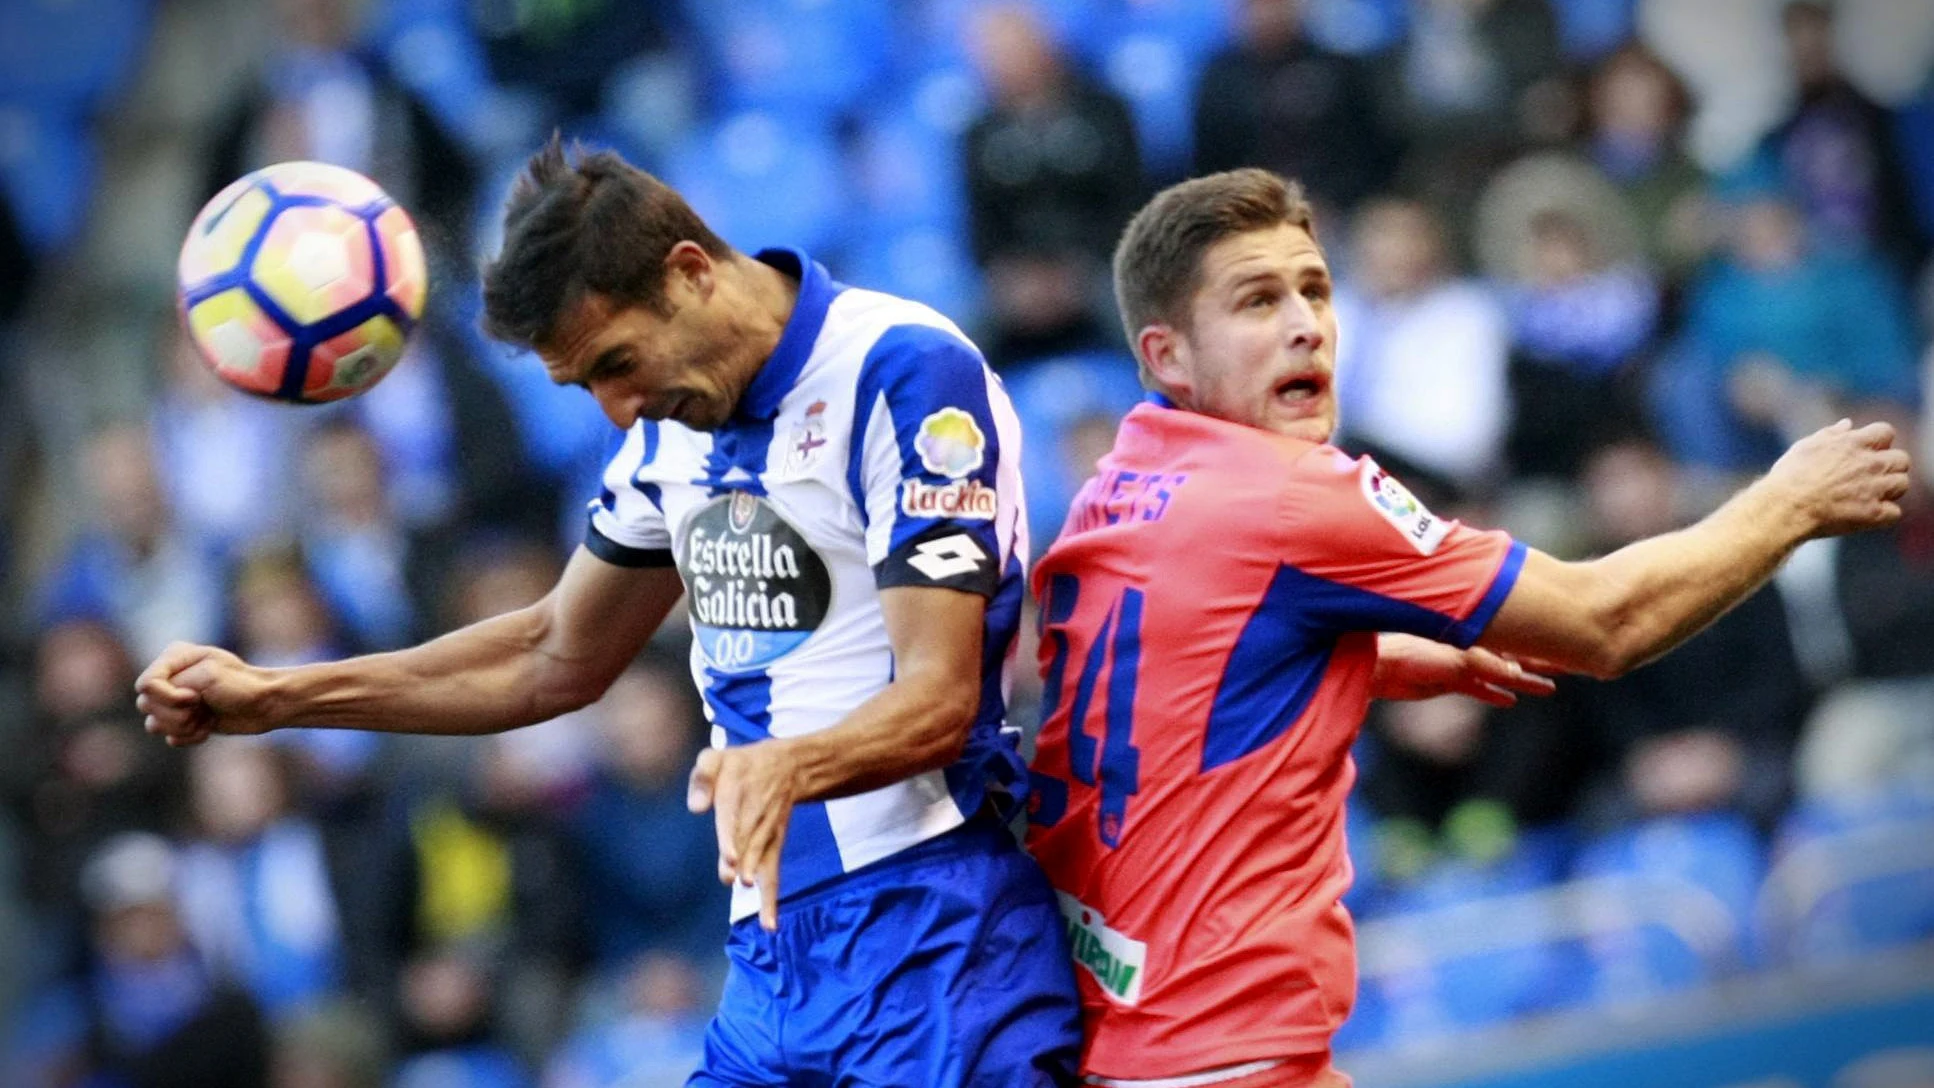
left=1263, top=400, right=1335, bottom=444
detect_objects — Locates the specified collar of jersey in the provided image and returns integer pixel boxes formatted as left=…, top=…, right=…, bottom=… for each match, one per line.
left=736, top=247, right=838, bottom=423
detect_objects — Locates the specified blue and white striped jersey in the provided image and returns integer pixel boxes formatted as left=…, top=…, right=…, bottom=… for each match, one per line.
left=584, top=249, right=1030, bottom=921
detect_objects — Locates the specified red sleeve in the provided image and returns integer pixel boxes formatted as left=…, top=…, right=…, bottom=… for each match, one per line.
left=1271, top=449, right=1525, bottom=647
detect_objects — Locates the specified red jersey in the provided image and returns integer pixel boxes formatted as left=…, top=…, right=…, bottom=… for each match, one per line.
left=1025, top=402, right=1524, bottom=1079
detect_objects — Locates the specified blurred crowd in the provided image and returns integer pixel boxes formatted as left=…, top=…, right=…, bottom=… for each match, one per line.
left=3, top=0, right=1934, bottom=1085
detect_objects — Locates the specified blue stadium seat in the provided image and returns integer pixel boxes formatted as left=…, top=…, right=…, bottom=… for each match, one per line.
left=841, top=225, right=984, bottom=333
left=1548, top=0, right=1638, bottom=62
left=1001, top=352, right=1146, bottom=549
left=1365, top=829, right=1580, bottom=1036
left=0, top=0, right=149, bottom=113
left=846, top=97, right=972, bottom=234
left=662, top=110, right=848, bottom=257
left=681, top=0, right=895, bottom=121
left=1764, top=787, right=1934, bottom=965
left=1570, top=813, right=1764, bottom=1003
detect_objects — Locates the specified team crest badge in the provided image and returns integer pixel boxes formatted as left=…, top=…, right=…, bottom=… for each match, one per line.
left=787, top=400, right=829, bottom=471
left=914, top=407, right=986, bottom=479
left=728, top=490, right=760, bottom=534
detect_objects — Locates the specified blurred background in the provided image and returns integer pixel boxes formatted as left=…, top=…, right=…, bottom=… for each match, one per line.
left=2, top=0, right=1933, bottom=1085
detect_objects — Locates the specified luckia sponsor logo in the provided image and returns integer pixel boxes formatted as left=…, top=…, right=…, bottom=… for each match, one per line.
left=900, top=478, right=997, bottom=519
left=1057, top=892, right=1146, bottom=1005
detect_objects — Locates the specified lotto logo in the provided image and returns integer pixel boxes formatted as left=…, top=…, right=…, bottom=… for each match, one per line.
left=908, top=534, right=986, bottom=580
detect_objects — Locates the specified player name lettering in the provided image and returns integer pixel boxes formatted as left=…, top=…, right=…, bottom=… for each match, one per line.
left=689, top=575, right=799, bottom=630
left=900, top=479, right=997, bottom=519
left=686, top=526, right=803, bottom=580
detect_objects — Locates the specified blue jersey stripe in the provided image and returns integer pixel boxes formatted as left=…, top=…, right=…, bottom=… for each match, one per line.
left=856, top=324, right=1003, bottom=556
left=944, top=548, right=1028, bottom=822
left=704, top=667, right=841, bottom=901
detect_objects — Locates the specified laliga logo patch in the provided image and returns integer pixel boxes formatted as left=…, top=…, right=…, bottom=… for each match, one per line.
left=1362, top=462, right=1450, bottom=555
left=914, top=407, right=986, bottom=479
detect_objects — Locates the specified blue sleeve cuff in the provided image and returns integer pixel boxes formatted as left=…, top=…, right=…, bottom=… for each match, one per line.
left=1445, top=539, right=1527, bottom=648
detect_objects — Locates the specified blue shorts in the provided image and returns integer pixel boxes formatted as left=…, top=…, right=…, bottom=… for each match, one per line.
left=689, top=816, right=1082, bottom=1087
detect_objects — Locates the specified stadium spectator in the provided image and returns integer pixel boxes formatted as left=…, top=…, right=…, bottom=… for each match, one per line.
left=1573, top=437, right=1812, bottom=832
left=270, top=1001, right=389, bottom=1088
left=175, top=738, right=346, bottom=1020
left=201, top=0, right=478, bottom=266
left=962, top=3, right=1142, bottom=368
left=295, top=418, right=451, bottom=652
left=391, top=943, right=531, bottom=1088
left=1334, top=196, right=1512, bottom=492
left=1796, top=413, right=1934, bottom=799
left=1580, top=43, right=1712, bottom=283
left=1759, top=0, right=1928, bottom=275
left=541, top=951, right=710, bottom=1088
left=1192, top=0, right=1398, bottom=219
left=1665, top=174, right=1920, bottom=471
left=14, top=620, right=186, bottom=974
left=564, top=657, right=730, bottom=974
left=1380, top=0, right=1569, bottom=238
left=150, top=319, right=301, bottom=560
left=38, top=424, right=225, bottom=663
left=1474, top=155, right=1659, bottom=480
left=33, top=832, right=271, bottom=1088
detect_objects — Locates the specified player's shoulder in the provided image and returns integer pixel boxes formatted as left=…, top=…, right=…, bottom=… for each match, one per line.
left=821, top=287, right=987, bottom=375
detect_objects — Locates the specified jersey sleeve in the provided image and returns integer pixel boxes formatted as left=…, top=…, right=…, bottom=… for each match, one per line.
left=849, top=324, right=1005, bottom=597
left=583, top=422, right=676, bottom=568
left=1275, top=451, right=1525, bottom=647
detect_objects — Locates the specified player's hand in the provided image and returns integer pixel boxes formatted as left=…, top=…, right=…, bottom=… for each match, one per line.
left=135, top=642, right=277, bottom=747
left=687, top=741, right=801, bottom=932
left=1372, top=633, right=1558, bottom=708
left=1766, top=419, right=1913, bottom=538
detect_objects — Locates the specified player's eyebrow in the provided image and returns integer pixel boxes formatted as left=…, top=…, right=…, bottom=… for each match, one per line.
left=554, top=345, right=627, bottom=388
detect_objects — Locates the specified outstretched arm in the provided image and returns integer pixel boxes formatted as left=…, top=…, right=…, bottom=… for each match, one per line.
left=686, top=584, right=984, bottom=930
left=1480, top=420, right=1910, bottom=679
left=138, top=548, right=685, bottom=744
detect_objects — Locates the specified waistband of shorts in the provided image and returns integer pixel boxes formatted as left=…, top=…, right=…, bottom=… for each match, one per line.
left=738, top=811, right=1019, bottom=920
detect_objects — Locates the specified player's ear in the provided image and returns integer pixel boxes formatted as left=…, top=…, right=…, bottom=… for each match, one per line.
left=663, top=241, right=715, bottom=303
left=1138, top=324, right=1187, bottom=393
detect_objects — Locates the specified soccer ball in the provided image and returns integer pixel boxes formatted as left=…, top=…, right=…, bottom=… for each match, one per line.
left=177, top=161, right=427, bottom=404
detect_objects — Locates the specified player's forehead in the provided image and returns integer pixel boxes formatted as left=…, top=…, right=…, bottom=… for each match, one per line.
left=1195, top=223, right=1329, bottom=293
left=539, top=294, right=639, bottom=382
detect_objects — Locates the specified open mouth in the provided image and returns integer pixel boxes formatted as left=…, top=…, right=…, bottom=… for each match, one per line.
left=1275, top=374, right=1328, bottom=402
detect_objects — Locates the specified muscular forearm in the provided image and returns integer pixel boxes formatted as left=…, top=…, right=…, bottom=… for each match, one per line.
left=260, top=605, right=594, bottom=735
left=1573, top=478, right=1811, bottom=676
left=775, top=675, right=975, bottom=802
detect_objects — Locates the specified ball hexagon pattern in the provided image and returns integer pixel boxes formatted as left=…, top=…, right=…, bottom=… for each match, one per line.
left=176, top=161, right=426, bottom=404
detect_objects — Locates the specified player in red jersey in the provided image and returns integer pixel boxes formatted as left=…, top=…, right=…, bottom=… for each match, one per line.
left=1024, top=169, right=1913, bottom=1087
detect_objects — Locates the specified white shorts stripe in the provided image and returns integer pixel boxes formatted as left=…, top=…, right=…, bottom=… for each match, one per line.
left=1085, top=1059, right=1284, bottom=1088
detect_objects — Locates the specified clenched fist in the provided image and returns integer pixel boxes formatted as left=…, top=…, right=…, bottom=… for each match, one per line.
left=136, top=642, right=278, bottom=748
left=1765, top=419, right=1913, bottom=539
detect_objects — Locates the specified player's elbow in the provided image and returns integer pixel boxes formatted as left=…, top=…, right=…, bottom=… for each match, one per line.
left=910, top=678, right=978, bottom=767
left=1576, top=571, right=1656, bottom=680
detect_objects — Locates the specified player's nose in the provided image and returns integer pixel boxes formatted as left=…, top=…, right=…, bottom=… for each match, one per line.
left=592, top=382, right=645, bottom=430
left=1283, top=297, right=1326, bottom=353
